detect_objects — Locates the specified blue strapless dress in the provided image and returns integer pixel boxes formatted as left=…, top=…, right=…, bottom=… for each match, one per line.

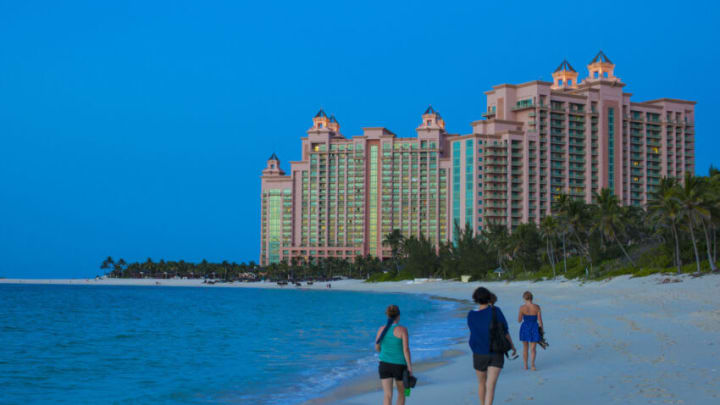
left=519, top=315, right=540, bottom=342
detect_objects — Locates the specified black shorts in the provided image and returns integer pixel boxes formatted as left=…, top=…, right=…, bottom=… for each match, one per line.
left=379, top=361, right=407, bottom=380
left=473, top=353, right=504, bottom=371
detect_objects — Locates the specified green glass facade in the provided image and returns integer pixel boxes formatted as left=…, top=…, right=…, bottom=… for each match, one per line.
left=464, top=139, right=474, bottom=226
left=260, top=188, right=292, bottom=264
left=452, top=142, right=461, bottom=240
left=368, top=145, right=378, bottom=255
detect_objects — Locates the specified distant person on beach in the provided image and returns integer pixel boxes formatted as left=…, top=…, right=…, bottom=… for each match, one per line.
left=468, top=287, right=516, bottom=405
left=518, top=291, right=543, bottom=371
left=375, top=305, right=412, bottom=405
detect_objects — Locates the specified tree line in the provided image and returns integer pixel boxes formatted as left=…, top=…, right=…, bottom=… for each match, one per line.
left=102, top=255, right=385, bottom=281
left=379, top=170, right=720, bottom=281
left=105, top=170, right=720, bottom=282
left=102, top=257, right=262, bottom=281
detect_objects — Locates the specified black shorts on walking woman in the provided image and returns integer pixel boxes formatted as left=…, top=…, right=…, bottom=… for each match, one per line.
left=472, top=353, right=504, bottom=371
left=378, top=361, right=407, bottom=380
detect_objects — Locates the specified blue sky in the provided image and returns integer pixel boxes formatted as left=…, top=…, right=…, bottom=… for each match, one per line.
left=1, top=1, right=718, bottom=278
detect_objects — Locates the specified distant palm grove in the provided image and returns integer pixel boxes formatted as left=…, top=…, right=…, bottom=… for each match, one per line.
left=106, top=171, right=720, bottom=282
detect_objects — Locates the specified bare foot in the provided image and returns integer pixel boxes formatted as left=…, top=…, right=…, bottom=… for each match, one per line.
left=531, top=366, right=537, bottom=371
left=524, top=365, right=529, bottom=370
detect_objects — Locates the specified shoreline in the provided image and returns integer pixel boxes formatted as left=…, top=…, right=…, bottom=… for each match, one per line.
left=303, top=296, right=473, bottom=405
left=1, top=277, right=475, bottom=404
left=4, top=275, right=720, bottom=404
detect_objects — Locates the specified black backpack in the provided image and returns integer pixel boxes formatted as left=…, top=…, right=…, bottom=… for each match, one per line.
left=489, top=307, right=512, bottom=357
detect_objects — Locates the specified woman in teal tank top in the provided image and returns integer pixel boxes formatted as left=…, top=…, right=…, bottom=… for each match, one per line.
left=374, top=305, right=412, bottom=405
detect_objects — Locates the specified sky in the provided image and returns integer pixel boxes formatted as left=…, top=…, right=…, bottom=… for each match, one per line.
left=1, top=1, right=719, bottom=278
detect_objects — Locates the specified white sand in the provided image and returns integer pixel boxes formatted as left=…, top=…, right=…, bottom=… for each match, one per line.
left=3, top=275, right=720, bottom=404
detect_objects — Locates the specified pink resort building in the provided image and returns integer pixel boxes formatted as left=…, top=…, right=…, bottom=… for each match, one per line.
left=259, top=51, right=695, bottom=265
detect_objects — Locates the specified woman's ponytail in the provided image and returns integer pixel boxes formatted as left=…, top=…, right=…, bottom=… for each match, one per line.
left=376, top=305, right=400, bottom=345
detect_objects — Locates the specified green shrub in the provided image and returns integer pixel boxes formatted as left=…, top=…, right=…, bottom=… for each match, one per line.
left=631, top=267, right=664, bottom=278
left=636, top=247, right=673, bottom=269
left=679, top=260, right=711, bottom=274
left=366, top=272, right=395, bottom=282
left=365, top=270, right=416, bottom=282
left=395, top=271, right=415, bottom=281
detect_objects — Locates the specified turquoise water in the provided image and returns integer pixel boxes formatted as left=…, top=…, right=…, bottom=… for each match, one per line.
left=0, top=284, right=465, bottom=404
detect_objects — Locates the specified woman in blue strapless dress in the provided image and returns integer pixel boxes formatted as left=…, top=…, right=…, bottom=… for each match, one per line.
left=517, top=291, right=543, bottom=371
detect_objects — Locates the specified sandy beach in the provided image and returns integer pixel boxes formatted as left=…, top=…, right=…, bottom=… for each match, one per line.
left=3, top=275, right=720, bottom=404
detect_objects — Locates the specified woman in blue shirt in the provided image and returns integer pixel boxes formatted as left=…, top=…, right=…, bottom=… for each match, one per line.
left=467, top=287, right=516, bottom=405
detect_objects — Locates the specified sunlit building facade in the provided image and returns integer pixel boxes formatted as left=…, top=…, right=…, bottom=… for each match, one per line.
left=260, top=51, right=696, bottom=265
left=260, top=109, right=451, bottom=265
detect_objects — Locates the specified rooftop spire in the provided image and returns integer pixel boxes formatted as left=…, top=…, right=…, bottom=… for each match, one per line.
left=263, top=153, right=284, bottom=176
left=551, top=59, right=579, bottom=90
left=586, top=50, right=619, bottom=82
left=554, top=59, right=576, bottom=73
left=327, top=114, right=341, bottom=134
left=419, top=105, right=445, bottom=130
left=590, top=50, right=612, bottom=64
left=314, top=109, right=327, bottom=118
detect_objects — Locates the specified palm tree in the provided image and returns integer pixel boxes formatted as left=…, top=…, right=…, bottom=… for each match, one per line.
left=402, top=235, right=438, bottom=278
left=677, top=174, right=707, bottom=273
left=553, top=194, right=572, bottom=274
left=142, top=258, right=155, bottom=277
left=593, top=188, right=635, bottom=266
left=437, top=241, right=456, bottom=279
left=507, top=223, right=542, bottom=273
left=699, top=176, right=719, bottom=272
left=648, top=178, right=683, bottom=273
left=560, top=196, right=593, bottom=272
left=113, top=258, right=127, bottom=277
left=539, top=216, right=558, bottom=279
left=382, top=229, right=405, bottom=273
left=100, top=256, right=114, bottom=276
left=708, top=171, right=720, bottom=265
left=483, top=223, right=509, bottom=271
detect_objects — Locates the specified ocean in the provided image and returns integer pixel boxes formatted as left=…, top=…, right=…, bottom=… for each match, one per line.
left=0, top=284, right=466, bottom=404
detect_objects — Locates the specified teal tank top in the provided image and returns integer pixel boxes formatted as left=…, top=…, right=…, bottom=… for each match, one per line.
left=379, top=325, right=406, bottom=365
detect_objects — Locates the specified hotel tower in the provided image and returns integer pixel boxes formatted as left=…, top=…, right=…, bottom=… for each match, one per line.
left=260, top=52, right=695, bottom=265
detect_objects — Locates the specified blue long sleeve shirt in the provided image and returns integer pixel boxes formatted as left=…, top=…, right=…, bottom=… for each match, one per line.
left=467, top=306, right=509, bottom=354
